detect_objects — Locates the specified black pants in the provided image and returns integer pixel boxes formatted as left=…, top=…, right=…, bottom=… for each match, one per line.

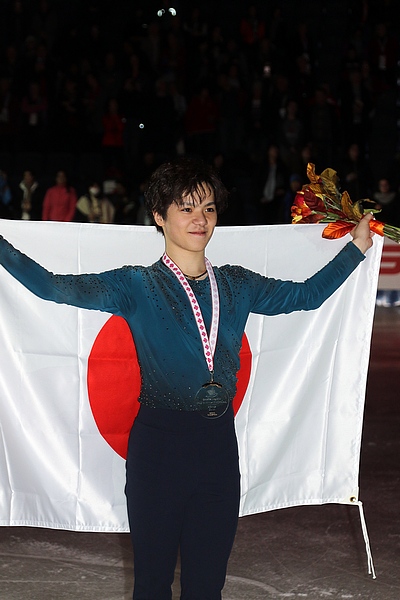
left=125, top=404, right=241, bottom=600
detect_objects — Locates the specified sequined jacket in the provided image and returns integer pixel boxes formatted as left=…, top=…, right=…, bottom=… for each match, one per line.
left=0, top=237, right=364, bottom=410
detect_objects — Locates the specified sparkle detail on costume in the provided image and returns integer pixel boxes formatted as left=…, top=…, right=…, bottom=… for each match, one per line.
left=162, top=253, right=219, bottom=375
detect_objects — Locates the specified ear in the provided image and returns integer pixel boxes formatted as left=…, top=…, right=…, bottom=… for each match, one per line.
left=153, top=212, right=165, bottom=228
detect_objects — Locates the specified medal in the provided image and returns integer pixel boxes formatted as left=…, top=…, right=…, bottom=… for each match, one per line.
left=162, top=253, right=229, bottom=418
left=195, top=373, right=229, bottom=419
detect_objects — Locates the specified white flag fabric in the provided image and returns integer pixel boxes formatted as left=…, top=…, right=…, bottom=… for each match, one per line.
left=0, top=219, right=382, bottom=531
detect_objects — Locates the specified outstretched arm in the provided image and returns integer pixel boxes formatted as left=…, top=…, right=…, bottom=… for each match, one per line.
left=244, top=215, right=374, bottom=316
left=0, top=235, right=134, bottom=315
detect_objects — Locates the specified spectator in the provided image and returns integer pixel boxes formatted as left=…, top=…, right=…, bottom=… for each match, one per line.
left=12, top=169, right=43, bottom=220
left=292, top=53, right=315, bottom=114
left=340, top=68, right=374, bottom=153
left=216, top=71, right=246, bottom=159
left=81, top=23, right=107, bottom=72
left=101, top=97, right=126, bottom=177
left=140, top=21, right=162, bottom=75
left=208, top=24, right=225, bottom=73
left=211, top=152, right=242, bottom=225
left=367, top=22, right=398, bottom=93
left=183, top=6, right=208, bottom=52
left=372, top=177, right=400, bottom=228
left=31, top=42, right=57, bottom=104
left=98, top=51, right=123, bottom=102
left=168, top=80, right=187, bottom=152
left=308, top=86, right=340, bottom=170
left=264, top=73, right=292, bottom=141
left=4, top=0, right=30, bottom=50
left=184, top=85, right=219, bottom=161
left=244, top=80, right=268, bottom=164
left=81, top=72, right=104, bottom=151
left=0, top=44, right=25, bottom=97
left=75, top=181, right=115, bottom=224
left=142, top=79, right=179, bottom=160
left=18, top=80, right=48, bottom=151
left=30, top=0, right=58, bottom=53
left=288, top=21, right=315, bottom=80
left=239, top=4, right=266, bottom=60
left=254, top=143, right=288, bottom=224
left=298, top=142, right=317, bottom=179
left=339, top=142, right=373, bottom=201
left=52, top=76, right=82, bottom=152
left=109, top=180, right=136, bottom=225
left=0, top=76, right=19, bottom=152
left=278, top=98, right=305, bottom=174
left=42, top=170, right=77, bottom=222
left=0, top=168, right=13, bottom=218
left=282, top=173, right=303, bottom=223
left=159, top=31, right=186, bottom=86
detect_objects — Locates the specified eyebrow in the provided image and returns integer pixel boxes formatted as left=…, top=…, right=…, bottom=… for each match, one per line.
left=180, top=199, right=216, bottom=207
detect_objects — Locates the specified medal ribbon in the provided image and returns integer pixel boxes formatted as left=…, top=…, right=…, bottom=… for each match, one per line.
left=162, top=253, right=219, bottom=375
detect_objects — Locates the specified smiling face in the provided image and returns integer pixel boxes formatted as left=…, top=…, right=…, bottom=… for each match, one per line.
left=153, top=186, right=217, bottom=262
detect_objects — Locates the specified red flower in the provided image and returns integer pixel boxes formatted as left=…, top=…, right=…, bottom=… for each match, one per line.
left=302, top=187, right=326, bottom=213
left=291, top=190, right=326, bottom=223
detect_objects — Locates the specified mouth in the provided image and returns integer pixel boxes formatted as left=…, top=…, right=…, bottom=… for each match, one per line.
left=189, top=231, right=207, bottom=236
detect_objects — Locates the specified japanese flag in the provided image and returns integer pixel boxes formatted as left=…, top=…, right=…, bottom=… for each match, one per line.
left=0, top=220, right=382, bottom=531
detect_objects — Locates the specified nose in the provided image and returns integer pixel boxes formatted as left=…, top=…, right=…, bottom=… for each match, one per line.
left=192, top=209, right=207, bottom=225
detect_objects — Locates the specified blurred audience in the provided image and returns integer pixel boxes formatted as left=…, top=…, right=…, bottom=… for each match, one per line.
left=0, top=0, right=398, bottom=231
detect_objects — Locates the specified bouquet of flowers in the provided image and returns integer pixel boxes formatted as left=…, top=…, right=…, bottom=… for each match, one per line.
left=291, top=162, right=400, bottom=243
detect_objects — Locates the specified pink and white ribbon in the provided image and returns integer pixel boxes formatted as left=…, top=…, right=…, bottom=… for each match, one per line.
left=162, top=253, right=219, bottom=375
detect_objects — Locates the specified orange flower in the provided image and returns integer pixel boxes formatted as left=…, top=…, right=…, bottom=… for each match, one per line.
left=322, top=219, right=386, bottom=240
left=322, top=221, right=355, bottom=240
left=292, top=162, right=400, bottom=244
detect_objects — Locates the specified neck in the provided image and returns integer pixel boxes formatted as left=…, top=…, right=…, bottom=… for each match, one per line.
left=164, top=247, right=206, bottom=278
left=182, top=268, right=208, bottom=280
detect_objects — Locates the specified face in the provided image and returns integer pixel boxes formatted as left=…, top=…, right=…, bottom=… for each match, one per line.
left=379, top=179, right=390, bottom=193
left=154, top=188, right=217, bottom=258
left=89, top=184, right=100, bottom=196
left=56, top=171, right=67, bottom=186
left=23, top=171, right=34, bottom=186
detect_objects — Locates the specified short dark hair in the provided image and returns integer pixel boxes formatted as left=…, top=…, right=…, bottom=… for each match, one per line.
left=144, top=157, right=229, bottom=233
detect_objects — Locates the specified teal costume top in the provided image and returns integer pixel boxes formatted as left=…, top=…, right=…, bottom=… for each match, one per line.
left=0, top=236, right=364, bottom=411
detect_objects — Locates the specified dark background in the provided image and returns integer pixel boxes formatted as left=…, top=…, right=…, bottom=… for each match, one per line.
left=1, top=0, right=399, bottom=224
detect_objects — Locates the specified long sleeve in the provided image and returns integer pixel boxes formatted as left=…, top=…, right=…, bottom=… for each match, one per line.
left=256, top=241, right=365, bottom=314
left=0, top=235, right=137, bottom=316
left=218, top=241, right=366, bottom=318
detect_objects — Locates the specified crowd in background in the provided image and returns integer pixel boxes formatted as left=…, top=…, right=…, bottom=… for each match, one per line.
left=1, top=0, right=400, bottom=227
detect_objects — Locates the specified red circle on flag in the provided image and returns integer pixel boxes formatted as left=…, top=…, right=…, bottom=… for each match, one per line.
left=88, top=315, right=252, bottom=458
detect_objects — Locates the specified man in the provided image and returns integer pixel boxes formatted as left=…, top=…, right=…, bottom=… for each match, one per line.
left=0, top=157, right=373, bottom=599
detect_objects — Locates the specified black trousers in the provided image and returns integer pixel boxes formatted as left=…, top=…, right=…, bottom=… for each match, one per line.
left=125, top=404, right=241, bottom=600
